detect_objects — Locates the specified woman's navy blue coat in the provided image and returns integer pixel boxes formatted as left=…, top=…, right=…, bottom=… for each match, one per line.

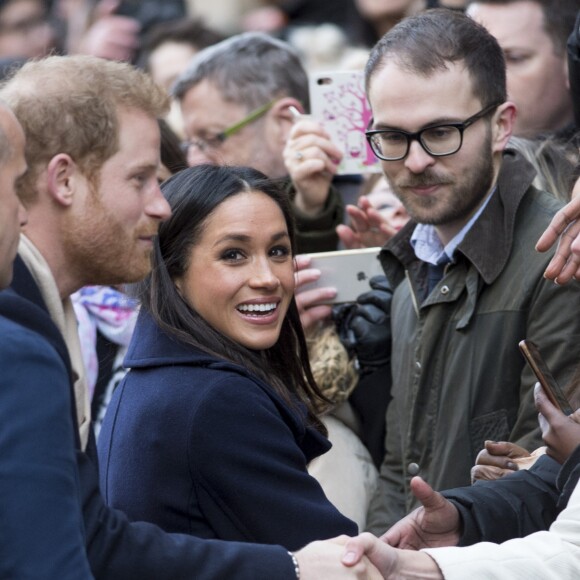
left=98, top=309, right=357, bottom=551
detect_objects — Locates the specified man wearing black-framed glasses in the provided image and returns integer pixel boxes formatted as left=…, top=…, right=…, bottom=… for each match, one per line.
left=361, top=9, right=580, bottom=539
left=365, top=101, right=501, bottom=162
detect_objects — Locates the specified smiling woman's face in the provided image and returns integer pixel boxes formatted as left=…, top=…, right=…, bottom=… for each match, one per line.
left=175, top=190, right=295, bottom=351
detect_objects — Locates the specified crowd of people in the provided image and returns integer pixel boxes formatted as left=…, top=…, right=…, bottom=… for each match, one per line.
left=1, top=0, right=580, bottom=579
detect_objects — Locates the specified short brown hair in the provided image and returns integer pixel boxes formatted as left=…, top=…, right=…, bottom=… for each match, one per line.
left=0, top=55, right=169, bottom=204
left=365, top=9, right=507, bottom=109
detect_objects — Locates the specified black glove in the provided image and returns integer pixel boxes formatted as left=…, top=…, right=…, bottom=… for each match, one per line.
left=332, top=275, right=393, bottom=370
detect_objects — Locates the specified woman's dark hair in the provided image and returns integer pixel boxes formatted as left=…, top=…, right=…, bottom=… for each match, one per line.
left=158, top=118, right=188, bottom=175
left=140, top=164, right=329, bottom=433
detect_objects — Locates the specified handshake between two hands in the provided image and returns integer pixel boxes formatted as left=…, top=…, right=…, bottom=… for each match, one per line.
left=295, top=474, right=450, bottom=579
left=294, top=518, right=435, bottom=580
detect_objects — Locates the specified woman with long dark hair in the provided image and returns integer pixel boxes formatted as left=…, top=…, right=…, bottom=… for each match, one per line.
left=98, top=164, right=357, bottom=550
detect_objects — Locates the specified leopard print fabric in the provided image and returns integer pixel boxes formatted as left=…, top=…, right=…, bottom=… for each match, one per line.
left=307, top=322, right=358, bottom=412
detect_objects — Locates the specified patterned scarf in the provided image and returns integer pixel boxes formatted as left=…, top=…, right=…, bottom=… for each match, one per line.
left=72, top=286, right=138, bottom=399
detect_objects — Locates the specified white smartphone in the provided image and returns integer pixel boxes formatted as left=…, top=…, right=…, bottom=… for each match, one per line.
left=298, top=248, right=384, bottom=304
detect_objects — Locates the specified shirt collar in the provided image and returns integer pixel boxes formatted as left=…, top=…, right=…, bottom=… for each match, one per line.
left=411, top=188, right=495, bottom=265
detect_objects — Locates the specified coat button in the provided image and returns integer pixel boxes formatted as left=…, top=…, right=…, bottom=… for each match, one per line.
left=415, top=361, right=421, bottom=370
left=407, top=462, right=420, bottom=476
left=440, top=285, right=450, bottom=295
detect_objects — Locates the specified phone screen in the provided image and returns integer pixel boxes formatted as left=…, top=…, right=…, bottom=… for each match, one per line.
left=519, top=339, right=574, bottom=415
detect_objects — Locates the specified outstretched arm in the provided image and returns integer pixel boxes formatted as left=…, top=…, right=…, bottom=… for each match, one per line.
left=535, top=383, right=580, bottom=465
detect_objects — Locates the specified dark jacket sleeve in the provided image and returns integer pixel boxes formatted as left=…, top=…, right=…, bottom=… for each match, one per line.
left=79, top=442, right=298, bottom=580
left=0, top=316, right=93, bottom=579
left=285, top=180, right=344, bottom=253
left=188, top=377, right=357, bottom=550
left=556, top=444, right=580, bottom=510
left=348, top=364, right=392, bottom=469
left=443, top=455, right=562, bottom=546
left=567, top=10, right=580, bottom=129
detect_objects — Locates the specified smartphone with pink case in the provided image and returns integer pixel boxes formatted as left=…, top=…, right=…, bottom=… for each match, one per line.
left=309, top=70, right=381, bottom=175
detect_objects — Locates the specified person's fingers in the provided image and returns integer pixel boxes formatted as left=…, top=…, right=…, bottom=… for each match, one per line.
left=363, top=210, right=396, bottom=246
left=571, top=230, right=580, bottom=257
left=380, top=525, right=401, bottom=546
left=298, top=303, right=333, bottom=332
left=294, top=254, right=312, bottom=270
left=336, top=224, right=363, bottom=250
left=534, top=382, right=561, bottom=422
left=295, top=285, right=337, bottom=307
left=95, top=0, right=121, bottom=18
left=484, top=440, right=528, bottom=456
left=482, top=440, right=529, bottom=460
left=357, top=196, right=374, bottom=211
left=285, top=144, right=340, bottom=174
left=294, top=267, right=321, bottom=288
left=295, top=285, right=336, bottom=309
left=342, top=533, right=380, bottom=566
left=328, top=534, right=352, bottom=546
left=569, top=408, right=580, bottom=425
left=288, top=134, right=343, bottom=160
left=541, top=219, right=580, bottom=282
left=536, top=196, right=580, bottom=252
left=346, top=208, right=373, bottom=237
left=471, top=464, right=514, bottom=483
left=346, top=204, right=371, bottom=222
left=290, top=158, right=330, bottom=182
left=409, top=476, right=444, bottom=510
left=475, top=449, right=518, bottom=470
left=538, top=411, right=549, bottom=438
left=553, top=250, right=580, bottom=284
left=288, top=117, right=329, bottom=136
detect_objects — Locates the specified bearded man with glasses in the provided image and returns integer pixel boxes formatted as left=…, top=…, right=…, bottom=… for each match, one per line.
left=361, top=9, right=580, bottom=535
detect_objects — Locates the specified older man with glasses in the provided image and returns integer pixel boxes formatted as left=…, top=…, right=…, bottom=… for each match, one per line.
left=173, top=31, right=345, bottom=256
left=351, top=9, right=580, bottom=535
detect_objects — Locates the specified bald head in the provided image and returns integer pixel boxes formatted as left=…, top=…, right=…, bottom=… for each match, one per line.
left=0, top=101, right=26, bottom=288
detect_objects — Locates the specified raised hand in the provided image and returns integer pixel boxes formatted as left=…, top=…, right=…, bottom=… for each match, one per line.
left=380, top=476, right=461, bottom=550
left=535, top=383, right=580, bottom=464
left=284, top=115, right=342, bottom=216
left=337, top=196, right=397, bottom=250
left=536, top=194, right=580, bottom=284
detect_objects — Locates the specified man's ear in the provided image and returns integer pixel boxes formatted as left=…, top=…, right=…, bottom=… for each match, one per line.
left=491, top=101, right=517, bottom=153
left=269, top=97, right=304, bottom=143
left=46, top=153, right=79, bottom=207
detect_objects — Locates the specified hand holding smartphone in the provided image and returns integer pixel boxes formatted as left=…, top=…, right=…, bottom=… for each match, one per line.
left=297, top=248, right=383, bottom=304
left=308, top=71, right=381, bottom=175
left=519, top=339, right=574, bottom=415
